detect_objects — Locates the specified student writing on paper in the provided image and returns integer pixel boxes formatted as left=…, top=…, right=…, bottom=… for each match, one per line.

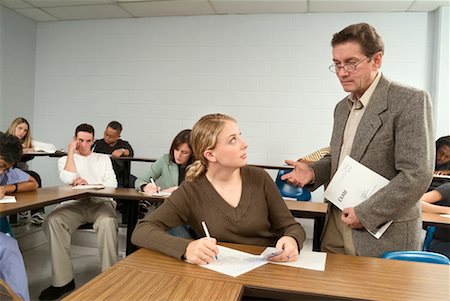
left=135, top=129, right=195, bottom=237
left=40, top=124, right=118, bottom=300
left=0, top=132, right=39, bottom=235
left=281, top=23, right=434, bottom=257
left=420, top=183, right=450, bottom=258
left=132, top=114, right=306, bottom=265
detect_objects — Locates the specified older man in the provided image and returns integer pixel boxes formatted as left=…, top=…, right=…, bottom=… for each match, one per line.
left=283, top=23, right=434, bottom=257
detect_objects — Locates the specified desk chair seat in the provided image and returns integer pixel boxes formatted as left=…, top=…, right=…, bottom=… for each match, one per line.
left=275, top=170, right=311, bottom=201
left=382, top=251, right=449, bottom=265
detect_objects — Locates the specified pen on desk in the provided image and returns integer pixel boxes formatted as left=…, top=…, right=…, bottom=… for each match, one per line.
left=150, top=177, right=159, bottom=192
left=201, top=221, right=218, bottom=260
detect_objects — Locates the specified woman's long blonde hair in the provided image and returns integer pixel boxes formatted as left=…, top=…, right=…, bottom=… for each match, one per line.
left=7, top=117, right=32, bottom=148
left=185, top=113, right=236, bottom=182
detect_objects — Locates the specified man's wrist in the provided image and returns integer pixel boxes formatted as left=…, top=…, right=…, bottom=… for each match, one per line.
left=121, top=148, right=126, bottom=156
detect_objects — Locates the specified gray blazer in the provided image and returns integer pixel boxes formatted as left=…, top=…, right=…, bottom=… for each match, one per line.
left=311, top=74, right=435, bottom=257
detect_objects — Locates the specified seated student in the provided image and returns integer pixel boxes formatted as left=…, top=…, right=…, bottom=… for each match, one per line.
left=135, top=129, right=194, bottom=237
left=434, top=136, right=450, bottom=175
left=420, top=183, right=450, bottom=258
left=0, top=132, right=39, bottom=234
left=135, top=129, right=193, bottom=194
left=132, top=113, right=306, bottom=264
left=0, top=232, right=30, bottom=301
left=39, top=124, right=118, bottom=300
left=429, top=136, right=450, bottom=190
left=93, top=121, right=135, bottom=187
left=7, top=117, right=57, bottom=225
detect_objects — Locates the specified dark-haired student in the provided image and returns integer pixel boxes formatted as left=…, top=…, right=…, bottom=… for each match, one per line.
left=39, top=124, right=118, bottom=300
left=93, top=121, right=135, bottom=187
left=135, top=129, right=194, bottom=237
left=421, top=183, right=450, bottom=258
left=0, top=132, right=38, bottom=301
left=132, top=114, right=306, bottom=265
left=0, top=132, right=39, bottom=234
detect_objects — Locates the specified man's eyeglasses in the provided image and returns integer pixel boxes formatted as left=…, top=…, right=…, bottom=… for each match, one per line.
left=0, top=162, right=13, bottom=172
left=329, top=56, right=370, bottom=73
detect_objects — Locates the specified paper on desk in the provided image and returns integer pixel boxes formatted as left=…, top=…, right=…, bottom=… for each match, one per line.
left=433, top=174, right=450, bottom=179
left=72, top=184, right=105, bottom=190
left=139, top=191, right=171, bottom=197
left=324, top=156, right=391, bottom=239
left=152, top=191, right=171, bottom=197
left=261, top=247, right=327, bottom=271
left=200, top=246, right=268, bottom=277
left=440, top=214, right=450, bottom=218
left=0, top=196, right=16, bottom=203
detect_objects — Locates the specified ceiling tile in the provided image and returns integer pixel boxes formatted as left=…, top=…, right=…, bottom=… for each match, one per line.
left=15, top=7, right=58, bottom=21
left=409, top=0, right=450, bottom=11
left=309, top=0, right=414, bottom=12
left=120, top=0, right=214, bottom=17
left=24, top=0, right=113, bottom=7
left=0, top=0, right=32, bottom=9
left=210, top=0, right=308, bottom=14
left=43, top=4, right=131, bottom=20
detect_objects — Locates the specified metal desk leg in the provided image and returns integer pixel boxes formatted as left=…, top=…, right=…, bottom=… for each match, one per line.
left=313, top=216, right=325, bottom=252
left=125, top=201, right=139, bottom=255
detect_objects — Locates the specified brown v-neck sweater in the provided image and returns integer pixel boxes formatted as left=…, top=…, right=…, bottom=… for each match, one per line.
left=132, top=166, right=306, bottom=259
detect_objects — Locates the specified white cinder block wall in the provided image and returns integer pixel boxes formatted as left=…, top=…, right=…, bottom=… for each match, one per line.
left=31, top=12, right=434, bottom=189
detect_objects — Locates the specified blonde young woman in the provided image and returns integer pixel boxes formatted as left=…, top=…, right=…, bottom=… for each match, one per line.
left=7, top=117, right=57, bottom=224
left=132, top=113, right=306, bottom=265
left=7, top=117, right=57, bottom=155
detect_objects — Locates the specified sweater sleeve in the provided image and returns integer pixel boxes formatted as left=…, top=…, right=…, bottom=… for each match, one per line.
left=262, top=170, right=306, bottom=250
left=58, top=156, right=76, bottom=185
left=131, top=184, right=193, bottom=259
left=134, top=155, right=165, bottom=191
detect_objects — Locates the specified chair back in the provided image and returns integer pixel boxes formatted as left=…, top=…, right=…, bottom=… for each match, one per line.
left=382, top=251, right=449, bottom=265
left=422, top=226, right=436, bottom=251
left=275, top=169, right=311, bottom=201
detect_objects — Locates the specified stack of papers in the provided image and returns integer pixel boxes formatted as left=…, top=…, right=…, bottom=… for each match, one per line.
left=324, top=156, right=391, bottom=239
left=139, top=191, right=171, bottom=197
left=199, top=245, right=327, bottom=277
left=72, top=184, right=105, bottom=190
left=0, top=196, right=16, bottom=203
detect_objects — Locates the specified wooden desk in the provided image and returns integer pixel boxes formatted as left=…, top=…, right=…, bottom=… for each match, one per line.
left=0, top=187, right=166, bottom=255
left=64, top=243, right=450, bottom=301
left=423, top=212, right=450, bottom=229
left=285, top=200, right=328, bottom=251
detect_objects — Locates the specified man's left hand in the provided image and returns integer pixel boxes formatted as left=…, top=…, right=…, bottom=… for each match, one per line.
left=341, top=207, right=363, bottom=229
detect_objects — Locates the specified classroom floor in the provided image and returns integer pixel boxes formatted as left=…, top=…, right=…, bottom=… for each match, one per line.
left=13, top=207, right=127, bottom=301
left=14, top=209, right=313, bottom=301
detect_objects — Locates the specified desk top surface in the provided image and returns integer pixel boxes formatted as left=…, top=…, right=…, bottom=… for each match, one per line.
left=65, top=243, right=450, bottom=301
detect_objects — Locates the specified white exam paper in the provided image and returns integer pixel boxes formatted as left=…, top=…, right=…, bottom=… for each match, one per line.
left=199, top=245, right=328, bottom=277
left=200, top=246, right=267, bottom=277
left=0, top=196, right=17, bottom=203
left=261, top=247, right=327, bottom=271
left=324, top=156, right=392, bottom=239
left=72, top=184, right=105, bottom=190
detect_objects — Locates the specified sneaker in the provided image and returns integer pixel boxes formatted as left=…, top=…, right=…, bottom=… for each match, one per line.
left=18, top=211, right=30, bottom=220
left=30, top=212, right=46, bottom=225
left=39, top=279, right=75, bottom=300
